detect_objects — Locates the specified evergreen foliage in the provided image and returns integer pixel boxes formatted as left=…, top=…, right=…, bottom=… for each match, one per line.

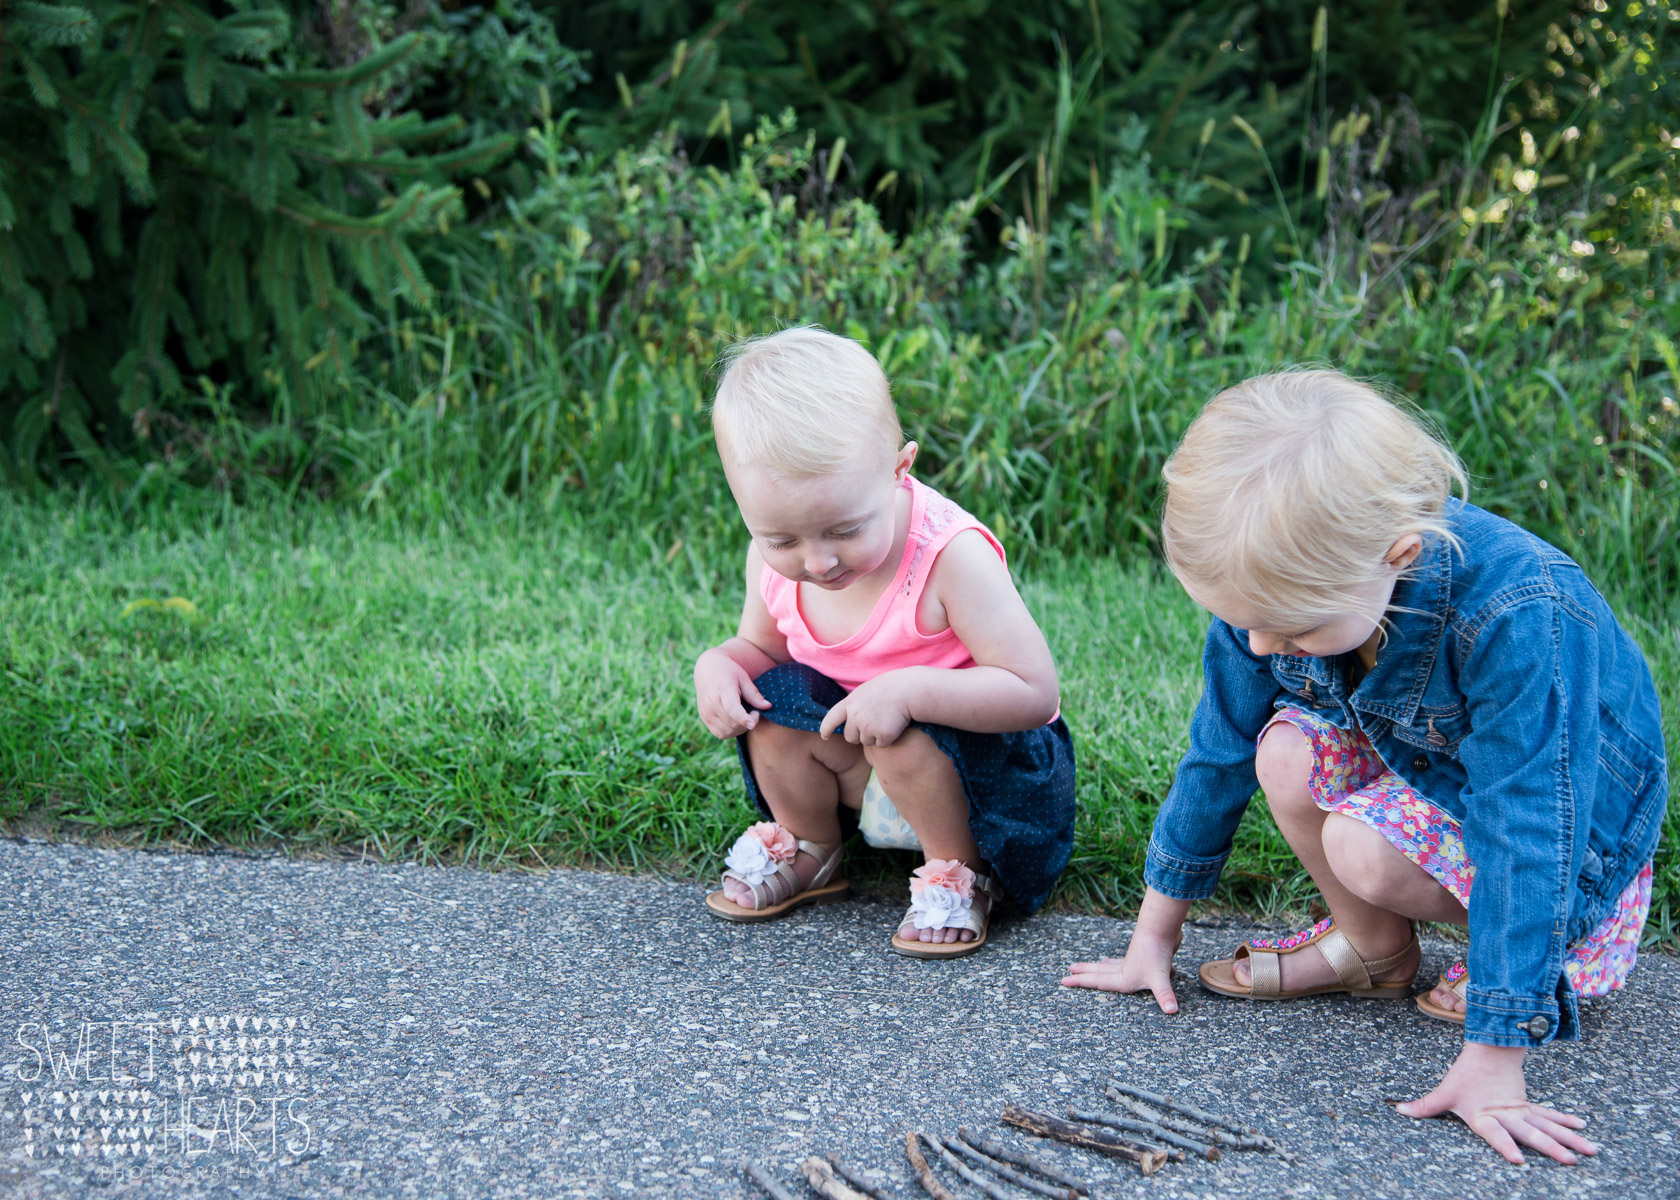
left=0, top=0, right=515, bottom=481
left=548, top=0, right=1570, bottom=227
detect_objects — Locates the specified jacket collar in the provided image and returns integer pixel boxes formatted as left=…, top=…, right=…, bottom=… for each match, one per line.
left=1352, top=527, right=1454, bottom=723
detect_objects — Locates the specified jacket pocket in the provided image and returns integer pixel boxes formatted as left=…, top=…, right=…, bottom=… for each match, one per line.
left=1389, top=704, right=1471, bottom=754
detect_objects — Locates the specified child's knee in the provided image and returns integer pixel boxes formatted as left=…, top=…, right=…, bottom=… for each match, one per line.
left=864, top=728, right=951, bottom=785
left=744, top=718, right=818, bottom=761
left=1320, top=813, right=1399, bottom=899
left=1255, top=720, right=1315, bottom=813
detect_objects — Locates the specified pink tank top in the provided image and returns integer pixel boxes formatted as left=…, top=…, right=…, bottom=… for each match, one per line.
left=760, top=476, right=1005, bottom=692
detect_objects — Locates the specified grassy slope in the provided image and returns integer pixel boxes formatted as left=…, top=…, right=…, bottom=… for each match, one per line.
left=3, top=496, right=1675, bottom=942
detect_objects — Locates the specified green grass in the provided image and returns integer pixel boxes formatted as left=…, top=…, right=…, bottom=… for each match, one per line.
left=3, top=494, right=1675, bottom=946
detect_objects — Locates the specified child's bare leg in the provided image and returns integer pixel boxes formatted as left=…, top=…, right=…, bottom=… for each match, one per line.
left=865, top=730, right=987, bottom=945
left=1320, top=811, right=1471, bottom=1013
left=723, top=720, right=868, bottom=909
left=1237, top=722, right=1422, bottom=990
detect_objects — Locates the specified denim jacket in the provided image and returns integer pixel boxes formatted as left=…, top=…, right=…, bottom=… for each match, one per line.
left=1146, top=500, right=1668, bottom=1048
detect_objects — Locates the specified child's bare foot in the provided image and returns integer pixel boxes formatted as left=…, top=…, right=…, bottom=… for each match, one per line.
left=1426, top=978, right=1467, bottom=1016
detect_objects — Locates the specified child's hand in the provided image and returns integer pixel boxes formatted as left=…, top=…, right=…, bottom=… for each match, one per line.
left=818, top=673, right=916, bottom=746
left=693, top=647, right=772, bottom=739
left=1060, top=932, right=1182, bottom=1013
left=1397, top=1043, right=1597, bottom=1165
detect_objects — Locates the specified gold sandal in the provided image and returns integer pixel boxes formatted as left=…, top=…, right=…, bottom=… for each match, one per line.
left=1199, top=917, right=1418, bottom=1000
left=1415, top=960, right=1468, bottom=1023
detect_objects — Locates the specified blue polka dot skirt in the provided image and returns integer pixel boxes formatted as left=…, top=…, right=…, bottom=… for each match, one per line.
left=734, top=662, right=1077, bottom=914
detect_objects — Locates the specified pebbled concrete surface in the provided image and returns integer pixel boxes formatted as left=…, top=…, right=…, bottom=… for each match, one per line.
left=0, top=838, right=1676, bottom=1199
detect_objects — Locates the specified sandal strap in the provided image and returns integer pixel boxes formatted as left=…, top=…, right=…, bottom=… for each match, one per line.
left=1239, top=920, right=1418, bottom=998
left=722, top=837, right=843, bottom=909
left=795, top=838, right=843, bottom=889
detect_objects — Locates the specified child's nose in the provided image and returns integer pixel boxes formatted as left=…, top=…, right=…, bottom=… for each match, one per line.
left=805, top=549, right=839, bottom=576
left=1248, top=630, right=1285, bottom=656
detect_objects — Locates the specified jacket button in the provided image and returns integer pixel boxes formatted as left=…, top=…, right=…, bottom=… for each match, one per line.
left=1518, top=1015, right=1550, bottom=1039
left=1412, top=754, right=1430, bottom=773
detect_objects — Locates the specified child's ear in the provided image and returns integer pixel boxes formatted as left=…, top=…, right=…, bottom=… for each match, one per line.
left=1385, top=533, right=1425, bottom=571
left=895, top=441, right=919, bottom=480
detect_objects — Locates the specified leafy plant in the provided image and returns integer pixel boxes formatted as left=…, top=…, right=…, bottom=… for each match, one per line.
left=0, top=0, right=515, bottom=482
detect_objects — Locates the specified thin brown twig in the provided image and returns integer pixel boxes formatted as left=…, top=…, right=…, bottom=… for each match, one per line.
left=959, top=1126, right=1090, bottom=1194
left=946, top=1134, right=1080, bottom=1200
left=905, top=1132, right=961, bottom=1200
left=1069, top=1108, right=1204, bottom=1161
left=822, top=1153, right=891, bottom=1200
left=799, top=1156, right=874, bottom=1200
left=740, top=1159, right=801, bottom=1200
left=1001, top=1106, right=1169, bottom=1175
left=1105, top=1081, right=1258, bottom=1136
left=925, top=1134, right=1023, bottom=1200
left=1105, top=1086, right=1273, bottom=1151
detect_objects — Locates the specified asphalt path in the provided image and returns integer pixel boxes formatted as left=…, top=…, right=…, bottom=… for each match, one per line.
left=1, top=838, right=1675, bottom=1199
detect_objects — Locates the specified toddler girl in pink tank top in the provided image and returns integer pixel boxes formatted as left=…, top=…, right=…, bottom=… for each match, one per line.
left=692, top=327, right=1076, bottom=958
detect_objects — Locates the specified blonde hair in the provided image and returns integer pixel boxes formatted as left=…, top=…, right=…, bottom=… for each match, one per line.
left=711, top=326, right=903, bottom=475
left=1162, top=369, right=1468, bottom=626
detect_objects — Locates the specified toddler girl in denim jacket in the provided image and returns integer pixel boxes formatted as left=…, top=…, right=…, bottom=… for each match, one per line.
left=693, top=327, right=1076, bottom=957
left=1064, top=370, right=1666, bottom=1165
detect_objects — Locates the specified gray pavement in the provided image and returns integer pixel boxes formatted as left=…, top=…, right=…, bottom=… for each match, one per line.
left=0, top=837, right=1676, bottom=1199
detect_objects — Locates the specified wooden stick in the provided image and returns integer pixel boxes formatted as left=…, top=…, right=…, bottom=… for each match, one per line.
left=799, top=1156, right=875, bottom=1200
left=905, top=1132, right=961, bottom=1200
left=925, top=1135, right=1020, bottom=1200
left=945, top=1134, right=1081, bottom=1200
left=1001, top=1106, right=1169, bottom=1175
left=740, top=1159, right=802, bottom=1200
left=1069, top=1108, right=1209, bottom=1161
left=1104, top=1086, right=1274, bottom=1152
left=823, top=1153, right=892, bottom=1200
left=1106, top=1081, right=1259, bottom=1136
left=959, top=1126, right=1090, bottom=1195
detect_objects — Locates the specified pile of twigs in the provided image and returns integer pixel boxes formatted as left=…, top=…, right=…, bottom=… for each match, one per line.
left=739, top=1081, right=1289, bottom=1196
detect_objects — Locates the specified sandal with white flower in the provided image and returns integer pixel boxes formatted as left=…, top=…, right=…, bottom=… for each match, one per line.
left=1198, top=916, right=1419, bottom=1000
left=704, top=821, right=848, bottom=923
left=890, top=859, right=998, bottom=960
left=1415, top=959, right=1468, bottom=1023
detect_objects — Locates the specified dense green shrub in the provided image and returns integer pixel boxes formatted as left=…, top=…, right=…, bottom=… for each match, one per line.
left=0, top=0, right=515, bottom=482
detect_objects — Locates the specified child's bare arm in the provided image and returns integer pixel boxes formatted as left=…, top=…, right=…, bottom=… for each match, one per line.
left=694, top=544, right=789, bottom=739
left=820, top=531, right=1058, bottom=744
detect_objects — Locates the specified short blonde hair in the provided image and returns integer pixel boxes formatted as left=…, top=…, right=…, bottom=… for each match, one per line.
left=711, top=327, right=903, bottom=475
left=1162, top=369, right=1468, bottom=626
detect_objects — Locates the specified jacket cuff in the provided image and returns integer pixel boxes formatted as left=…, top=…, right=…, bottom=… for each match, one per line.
left=1143, top=835, right=1228, bottom=901
left=1462, top=986, right=1580, bottom=1047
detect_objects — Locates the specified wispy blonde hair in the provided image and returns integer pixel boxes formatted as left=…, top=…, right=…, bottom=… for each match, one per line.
left=710, top=326, right=902, bottom=476
left=1161, top=369, right=1468, bottom=626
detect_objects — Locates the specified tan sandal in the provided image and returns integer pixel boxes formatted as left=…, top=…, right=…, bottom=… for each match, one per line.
left=1199, top=917, right=1418, bottom=1000
left=1415, top=960, right=1468, bottom=1023
left=890, top=869, right=998, bottom=960
left=704, top=831, right=847, bottom=923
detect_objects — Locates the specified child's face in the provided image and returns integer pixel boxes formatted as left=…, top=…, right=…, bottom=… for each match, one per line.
left=1190, top=534, right=1424, bottom=661
left=727, top=445, right=916, bottom=590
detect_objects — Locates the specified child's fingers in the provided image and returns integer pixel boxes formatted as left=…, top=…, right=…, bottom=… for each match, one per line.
left=1466, top=1113, right=1526, bottom=1166
left=1150, top=974, right=1179, bottom=1014
left=818, top=698, right=849, bottom=740
left=742, top=678, right=772, bottom=711
left=1528, top=1106, right=1588, bottom=1130
left=1395, top=1091, right=1453, bottom=1120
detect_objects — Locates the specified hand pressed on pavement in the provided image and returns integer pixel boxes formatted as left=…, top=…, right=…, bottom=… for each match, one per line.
left=1397, top=1042, right=1597, bottom=1166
